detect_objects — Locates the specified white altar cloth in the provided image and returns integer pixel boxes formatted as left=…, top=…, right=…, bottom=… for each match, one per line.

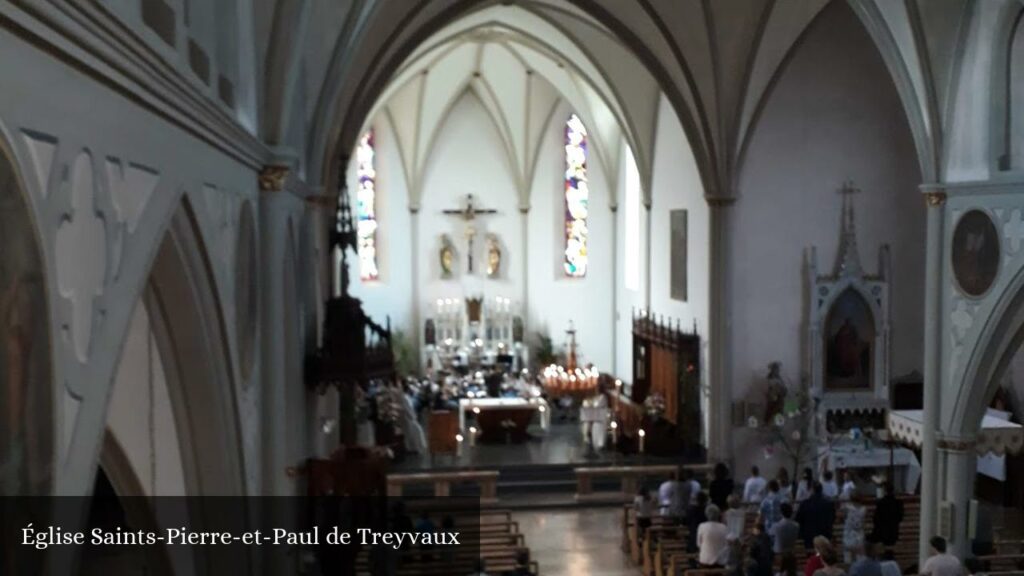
left=458, top=397, right=550, bottom=433
left=817, top=440, right=921, bottom=494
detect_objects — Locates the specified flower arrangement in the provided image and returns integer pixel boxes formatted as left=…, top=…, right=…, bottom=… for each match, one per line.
left=644, top=393, right=667, bottom=420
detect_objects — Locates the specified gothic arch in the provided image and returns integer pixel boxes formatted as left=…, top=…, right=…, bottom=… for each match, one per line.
left=0, top=127, right=54, bottom=496
left=951, top=260, right=1024, bottom=439
left=990, top=2, right=1024, bottom=174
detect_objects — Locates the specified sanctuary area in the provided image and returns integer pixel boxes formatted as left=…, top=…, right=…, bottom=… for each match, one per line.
left=4, top=1, right=1024, bottom=575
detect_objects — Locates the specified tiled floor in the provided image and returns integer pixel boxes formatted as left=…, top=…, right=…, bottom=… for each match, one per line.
left=514, top=508, right=638, bottom=576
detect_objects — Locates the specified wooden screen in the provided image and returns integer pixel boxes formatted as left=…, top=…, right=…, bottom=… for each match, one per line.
left=632, top=310, right=700, bottom=441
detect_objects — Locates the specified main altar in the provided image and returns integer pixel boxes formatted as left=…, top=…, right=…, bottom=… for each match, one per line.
left=422, top=296, right=528, bottom=374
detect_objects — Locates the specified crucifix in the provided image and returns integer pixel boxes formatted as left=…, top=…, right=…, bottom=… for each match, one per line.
left=442, top=194, right=498, bottom=273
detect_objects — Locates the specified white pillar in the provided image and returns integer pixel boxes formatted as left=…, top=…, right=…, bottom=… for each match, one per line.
left=939, top=436, right=977, bottom=558
left=410, top=207, right=422, bottom=369
left=920, top=189, right=946, bottom=564
left=706, top=196, right=735, bottom=463
left=520, top=206, right=529, bottom=337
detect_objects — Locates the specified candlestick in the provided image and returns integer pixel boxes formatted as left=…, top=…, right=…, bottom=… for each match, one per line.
left=638, top=428, right=646, bottom=454
left=456, top=433, right=464, bottom=457
left=610, top=420, right=618, bottom=446
left=469, top=426, right=477, bottom=447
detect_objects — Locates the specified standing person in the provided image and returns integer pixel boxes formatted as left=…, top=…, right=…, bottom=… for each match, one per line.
left=745, top=466, right=768, bottom=503
left=724, top=494, right=748, bottom=540
left=748, top=522, right=775, bottom=576
left=813, top=548, right=847, bottom=576
left=687, top=492, right=710, bottom=552
left=879, top=550, right=902, bottom=576
left=777, top=468, right=794, bottom=504
left=822, top=471, right=840, bottom=500
left=921, top=536, right=964, bottom=576
left=659, top=472, right=684, bottom=523
left=771, top=503, right=800, bottom=557
left=840, top=469, right=857, bottom=502
left=804, top=536, right=831, bottom=576
left=841, top=500, right=866, bottom=564
left=759, top=480, right=783, bottom=534
left=869, top=482, right=904, bottom=547
left=697, top=504, right=731, bottom=567
left=849, top=542, right=883, bottom=576
left=796, top=482, right=836, bottom=548
left=710, top=462, right=734, bottom=510
left=634, top=485, right=655, bottom=537
left=796, top=468, right=814, bottom=502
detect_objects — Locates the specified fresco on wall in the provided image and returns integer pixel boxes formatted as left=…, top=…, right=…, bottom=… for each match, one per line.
left=0, top=151, right=52, bottom=495
left=824, top=288, right=874, bottom=390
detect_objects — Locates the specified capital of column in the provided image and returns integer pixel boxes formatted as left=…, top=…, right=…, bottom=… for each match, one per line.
left=259, top=165, right=290, bottom=192
left=924, top=192, right=947, bottom=207
left=705, top=196, right=736, bottom=208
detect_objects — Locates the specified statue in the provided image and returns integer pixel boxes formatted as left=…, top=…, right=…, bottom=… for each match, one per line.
left=763, top=361, right=788, bottom=424
left=486, top=234, right=502, bottom=278
left=439, top=234, right=455, bottom=279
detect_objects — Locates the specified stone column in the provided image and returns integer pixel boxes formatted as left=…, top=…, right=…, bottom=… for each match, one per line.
left=410, top=207, right=422, bottom=368
left=644, top=201, right=653, bottom=309
left=920, top=188, right=946, bottom=564
left=520, top=206, right=529, bottom=337
left=706, top=196, right=735, bottom=463
left=939, top=435, right=977, bottom=558
left=610, top=204, right=619, bottom=375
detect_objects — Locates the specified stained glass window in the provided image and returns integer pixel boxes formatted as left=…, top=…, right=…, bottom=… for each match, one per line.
left=356, top=129, right=379, bottom=280
left=564, top=114, right=589, bottom=277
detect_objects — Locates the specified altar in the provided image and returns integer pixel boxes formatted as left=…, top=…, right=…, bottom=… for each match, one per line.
left=458, top=397, right=550, bottom=443
left=817, top=439, right=921, bottom=494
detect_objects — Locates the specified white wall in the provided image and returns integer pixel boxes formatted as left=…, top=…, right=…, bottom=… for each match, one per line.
left=730, top=2, right=924, bottom=469
left=107, top=300, right=186, bottom=496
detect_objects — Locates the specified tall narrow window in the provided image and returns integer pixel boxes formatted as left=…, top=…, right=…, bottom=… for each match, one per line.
left=564, top=114, right=589, bottom=277
left=624, top=147, right=641, bottom=291
left=356, top=129, right=379, bottom=281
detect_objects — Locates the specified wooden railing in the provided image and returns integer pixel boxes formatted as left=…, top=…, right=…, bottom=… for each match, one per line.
left=386, top=470, right=499, bottom=503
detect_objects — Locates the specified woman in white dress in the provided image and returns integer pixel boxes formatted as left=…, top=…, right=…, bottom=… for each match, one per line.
left=841, top=500, right=865, bottom=563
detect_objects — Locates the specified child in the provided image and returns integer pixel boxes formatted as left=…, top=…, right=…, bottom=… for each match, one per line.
left=725, top=494, right=747, bottom=540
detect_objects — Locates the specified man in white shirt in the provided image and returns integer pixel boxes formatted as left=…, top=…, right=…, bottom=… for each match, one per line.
left=839, top=469, right=857, bottom=501
left=821, top=470, right=840, bottom=500
left=696, top=504, right=730, bottom=566
left=743, top=466, right=767, bottom=503
left=921, top=536, right=964, bottom=576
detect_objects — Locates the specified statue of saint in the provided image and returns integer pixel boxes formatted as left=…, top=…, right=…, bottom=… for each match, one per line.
left=486, top=234, right=501, bottom=278
left=440, top=235, right=455, bottom=279
left=763, top=361, right=788, bottom=423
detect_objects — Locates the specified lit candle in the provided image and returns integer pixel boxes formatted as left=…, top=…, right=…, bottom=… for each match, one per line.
left=610, top=420, right=618, bottom=446
left=638, top=429, right=646, bottom=454
left=456, top=433, right=464, bottom=457
left=469, top=426, right=477, bottom=447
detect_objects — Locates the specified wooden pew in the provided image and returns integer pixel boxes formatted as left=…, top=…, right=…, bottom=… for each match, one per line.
left=386, top=470, right=500, bottom=503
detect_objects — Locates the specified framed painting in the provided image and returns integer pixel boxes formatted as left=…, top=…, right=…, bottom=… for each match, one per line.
left=670, top=209, right=688, bottom=301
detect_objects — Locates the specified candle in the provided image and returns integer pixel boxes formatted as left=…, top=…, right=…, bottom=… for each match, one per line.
left=469, top=426, right=477, bottom=447
left=610, top=420, right=618, bottom=446
left=456, top=433, right=464, bottom=457
left=638, top=428, right=646, bottom=454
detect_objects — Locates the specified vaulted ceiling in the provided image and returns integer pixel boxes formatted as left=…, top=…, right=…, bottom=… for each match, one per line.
left=255, top=0, right=1006, bottom=195
left=365, top=4, right=661, bottom=209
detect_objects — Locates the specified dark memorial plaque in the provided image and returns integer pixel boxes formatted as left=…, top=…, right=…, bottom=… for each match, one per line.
left=952, top=209, right=1000, bottom=297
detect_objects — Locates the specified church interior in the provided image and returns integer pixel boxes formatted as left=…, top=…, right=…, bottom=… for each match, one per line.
left=3, top=0, right=1024, bottom=574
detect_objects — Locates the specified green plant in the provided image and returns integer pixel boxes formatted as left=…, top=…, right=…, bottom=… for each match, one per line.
left=391, top=329, right=417, bottom=377
left=532, top=331, right=558, bottom=371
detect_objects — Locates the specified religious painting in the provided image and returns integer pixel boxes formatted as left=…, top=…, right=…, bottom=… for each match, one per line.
left=0, top=151, right=53, bottom=495
left=424, top=318, right=436, bottom=346
left=439, top=234, right=455, bottom=279
left=670, top=209, right=688, bottom=301
left=952, top=209, right=1000, bottom=298
left=824, top=288, right=874, bottom=391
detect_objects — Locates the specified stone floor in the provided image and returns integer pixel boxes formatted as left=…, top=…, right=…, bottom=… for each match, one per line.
left=513, top=508, right=638, bottom=576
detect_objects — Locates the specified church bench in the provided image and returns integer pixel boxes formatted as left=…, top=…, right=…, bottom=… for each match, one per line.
left=974, top=554, right=1024, bottom=572
left=577, top=463, right=714, bottom=501
left=386, top=470, right=500, bottom=502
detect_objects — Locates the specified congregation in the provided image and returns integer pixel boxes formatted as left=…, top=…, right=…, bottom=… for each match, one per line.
left=632, top=464, right=964, bottom=576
